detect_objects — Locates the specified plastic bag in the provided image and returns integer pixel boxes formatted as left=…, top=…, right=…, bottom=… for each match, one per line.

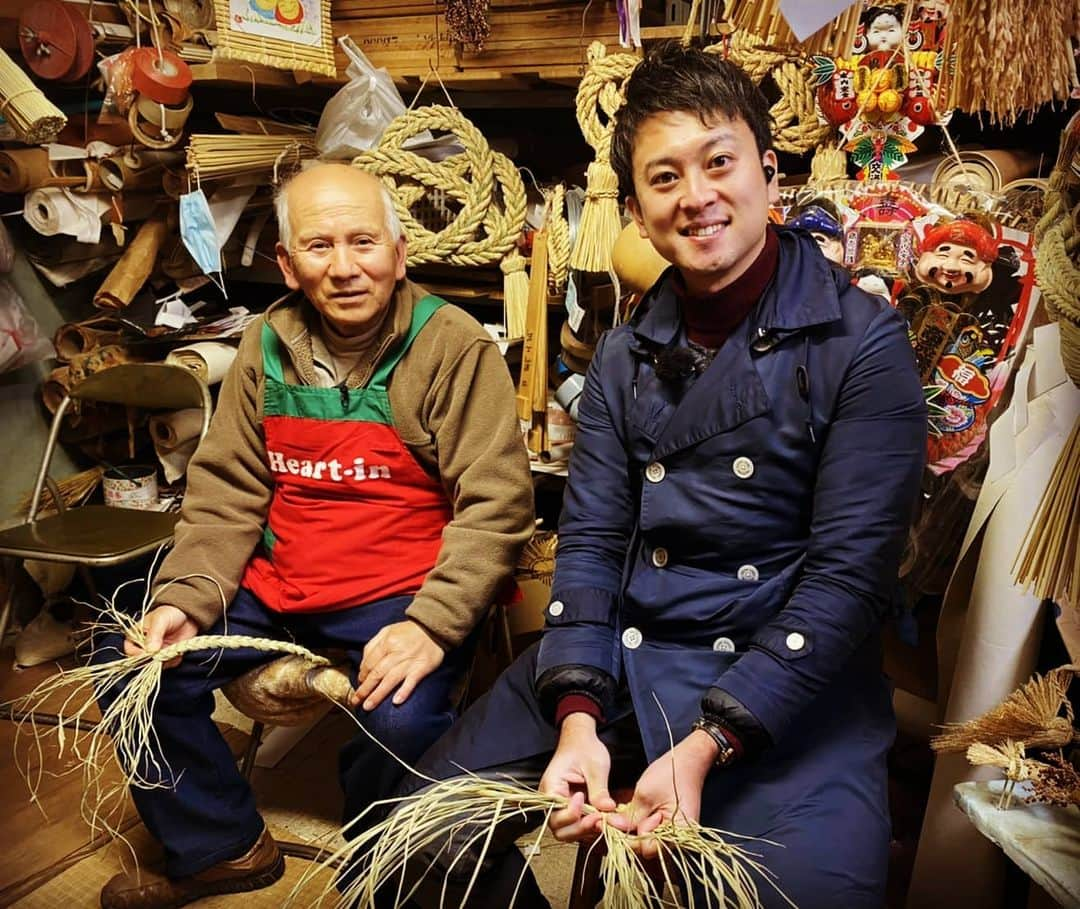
left=0, top=279, right=55, bottom=374
left=315, top=37, right=415, bottom=159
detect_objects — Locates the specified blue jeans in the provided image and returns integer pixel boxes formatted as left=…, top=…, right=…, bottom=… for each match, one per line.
left=93, top=588, right=470, bottom=878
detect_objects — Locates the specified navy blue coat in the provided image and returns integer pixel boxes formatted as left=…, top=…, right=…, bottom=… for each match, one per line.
left=415, top=229, right=927, bottom=906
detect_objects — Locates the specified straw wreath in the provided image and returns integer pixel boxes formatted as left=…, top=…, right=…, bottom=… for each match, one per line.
left=352, top=105, right=528, bottom=337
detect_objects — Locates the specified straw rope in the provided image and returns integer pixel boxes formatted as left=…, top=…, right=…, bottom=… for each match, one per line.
left=353, top=105, right=527, bottom=269
left=703, top=31, right=833, bottom=155
left=546, top=183, right=571, bottom=293
left=570, top=41, right=640, bottom=274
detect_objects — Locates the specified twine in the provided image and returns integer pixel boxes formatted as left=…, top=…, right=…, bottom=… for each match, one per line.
left=147, top=634, right=330, bottom=665
left=570, top=41, right=639, bottom=274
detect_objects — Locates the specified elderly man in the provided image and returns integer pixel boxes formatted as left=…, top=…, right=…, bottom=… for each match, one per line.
left=95, top=163, right=534, bottom=909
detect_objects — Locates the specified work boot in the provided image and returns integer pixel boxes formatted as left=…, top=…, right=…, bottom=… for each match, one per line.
left=100, top=827, right=284, bottom=909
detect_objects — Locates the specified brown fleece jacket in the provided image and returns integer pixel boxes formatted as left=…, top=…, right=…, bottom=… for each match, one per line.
left=152, top=279, right=535, bottom=648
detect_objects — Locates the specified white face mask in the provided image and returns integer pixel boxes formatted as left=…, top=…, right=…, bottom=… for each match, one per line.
left=179, top=188, right=226, bottom=295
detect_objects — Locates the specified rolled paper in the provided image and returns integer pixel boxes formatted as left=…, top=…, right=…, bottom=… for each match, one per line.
left=53, top=317, right=126, bottom=361
left=23, top=187, right=112, bottom=244
left=0, top=148, right=85, bottom=193
left=41, top=365, right=72, bottom=413
left=165, top=340, right=237, bottom=385
left=92, top=216, right=169, bottom=310
left=149, top=406, right=204, bottom=482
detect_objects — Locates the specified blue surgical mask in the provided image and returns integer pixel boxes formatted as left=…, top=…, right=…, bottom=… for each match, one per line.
left=179, top=189, right=225, bottom=295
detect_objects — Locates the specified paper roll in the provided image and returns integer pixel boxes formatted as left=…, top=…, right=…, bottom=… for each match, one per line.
left=53, top=317, right=126, bottom=361
left=149, top=407, right=203, bottom=482
left=0, top=149, right=86, bottom=193
left=165, top=341, right=237, bottom=385
left=24, top=188, right=112, bottom=244
left=93, top=215, right=169, bottom=309
left=99, top=150, right=182, bottom=192
left=932, top=149, right=1041, bottom=192
left=42, top=365, right=72, bottom=413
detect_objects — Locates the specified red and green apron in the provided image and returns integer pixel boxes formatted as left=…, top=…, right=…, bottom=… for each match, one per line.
left=241, top=296, right=453, bottom=613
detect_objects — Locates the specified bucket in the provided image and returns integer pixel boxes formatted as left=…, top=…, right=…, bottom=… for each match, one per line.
left=103, top=464, right=159, bottom=510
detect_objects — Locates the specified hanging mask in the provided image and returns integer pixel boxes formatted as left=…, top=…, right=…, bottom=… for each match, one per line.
left=179, top=189, right=226, bottom=295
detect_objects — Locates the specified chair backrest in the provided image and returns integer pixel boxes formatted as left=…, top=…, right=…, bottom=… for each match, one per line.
left=30, top=363, right=213, bottom=519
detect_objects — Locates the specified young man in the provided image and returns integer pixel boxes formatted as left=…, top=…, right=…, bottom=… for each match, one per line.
left=94, top=163, right=534, bottom=909
left=392, top=42, right=927, bottom=907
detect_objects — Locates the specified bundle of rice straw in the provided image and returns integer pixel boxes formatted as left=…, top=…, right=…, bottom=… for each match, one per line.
left=288, top=773, right=787, bottom=909
left=935, top=0, right=1080, bottom=125
left=931, top=664, right=1079, bottom=754
left=4, top=585, right=333, bottom=838
left=569, top=42, right=640, bottom=275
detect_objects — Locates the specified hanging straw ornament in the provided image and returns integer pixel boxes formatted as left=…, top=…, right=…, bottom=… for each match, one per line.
left=0, top=48, right=66, bottom=144
left=935, top=0, right=1080, bottom=126
left=569, top=41, right=639, bottom=275
left=931, top=664, right=1079, bottom=754
left=546, top=184, right=571, bottom=294
left=351, top=105, right=528, bottom=336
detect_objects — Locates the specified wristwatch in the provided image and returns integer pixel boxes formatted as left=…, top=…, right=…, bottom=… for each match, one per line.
left=691, top=716, right=739, bottom=767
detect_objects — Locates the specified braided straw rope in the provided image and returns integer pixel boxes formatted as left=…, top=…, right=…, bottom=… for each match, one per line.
left=546, top=183, right=571, bottom=293
left=1033, top=119, right=1080, bottom=387
left=570, top=41, right=640, bottom=274
left=706, top=31, right=833, bottom=156
left=352, top=105, right=528, bottom=334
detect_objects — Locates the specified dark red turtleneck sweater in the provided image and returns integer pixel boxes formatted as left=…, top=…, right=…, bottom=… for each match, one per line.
left=678, top=227, right=779, bottom=349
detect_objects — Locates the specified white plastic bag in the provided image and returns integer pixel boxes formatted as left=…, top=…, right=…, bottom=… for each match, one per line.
left=0, top=279, right=54, bottom=374
left=316, top=38, right=412, bottom=159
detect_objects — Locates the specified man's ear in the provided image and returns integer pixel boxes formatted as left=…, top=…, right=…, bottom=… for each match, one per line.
left=276, top=242, right=300, bottom=291
left=763, top=150, right=780, bottom=205
left=626, top=196, right=648, bottom=239
left=394, top=235, right=407, bottom=281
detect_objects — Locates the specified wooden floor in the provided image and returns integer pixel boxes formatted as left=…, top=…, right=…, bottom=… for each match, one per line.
left=0, top=644, right=577, bottom=909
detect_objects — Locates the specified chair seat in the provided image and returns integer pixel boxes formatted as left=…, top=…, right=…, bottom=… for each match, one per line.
left=0, top=506, right=179, bottom=566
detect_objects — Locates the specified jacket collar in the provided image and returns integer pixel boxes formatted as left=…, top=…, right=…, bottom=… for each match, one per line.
left=264, top=278, right=425, bottom=387
left=630, top=227, right=843, bottom=353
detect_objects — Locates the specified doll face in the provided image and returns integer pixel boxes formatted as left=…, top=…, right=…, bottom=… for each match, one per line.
left=914, top=241, right=993, bottom=294
left=917, top=0, right=949, bottom=21
left=865, top=12, right=903, bottom=51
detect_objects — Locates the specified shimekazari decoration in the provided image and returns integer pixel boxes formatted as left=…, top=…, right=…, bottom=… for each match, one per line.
left=808, top=2, right=951, bottom=180
left=212, top=0, right=335, bottom=77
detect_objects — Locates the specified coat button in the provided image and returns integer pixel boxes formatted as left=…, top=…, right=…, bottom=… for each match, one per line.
left=548, top=600, right=564, bottom=617
left=651, top=547, right=669, bottom=568
left=712, top=637, right=735, bottom=653
left=786, top=632, right=806, bottom=652
left=645, top=461, right=666, bottom=483
left=737, top=564, right=759, bottom=582
left=732, top=456, right=755, bottom=479
left=622, top=627, right=643, bottom=649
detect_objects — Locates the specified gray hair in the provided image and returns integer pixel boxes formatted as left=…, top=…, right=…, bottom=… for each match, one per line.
left=274, top=162, right=403, bottom=250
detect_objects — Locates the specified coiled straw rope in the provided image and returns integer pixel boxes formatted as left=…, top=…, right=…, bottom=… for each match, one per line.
left=570, top=42, right=639, bottom=275
left=352, top=105, right=529, bottom=336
